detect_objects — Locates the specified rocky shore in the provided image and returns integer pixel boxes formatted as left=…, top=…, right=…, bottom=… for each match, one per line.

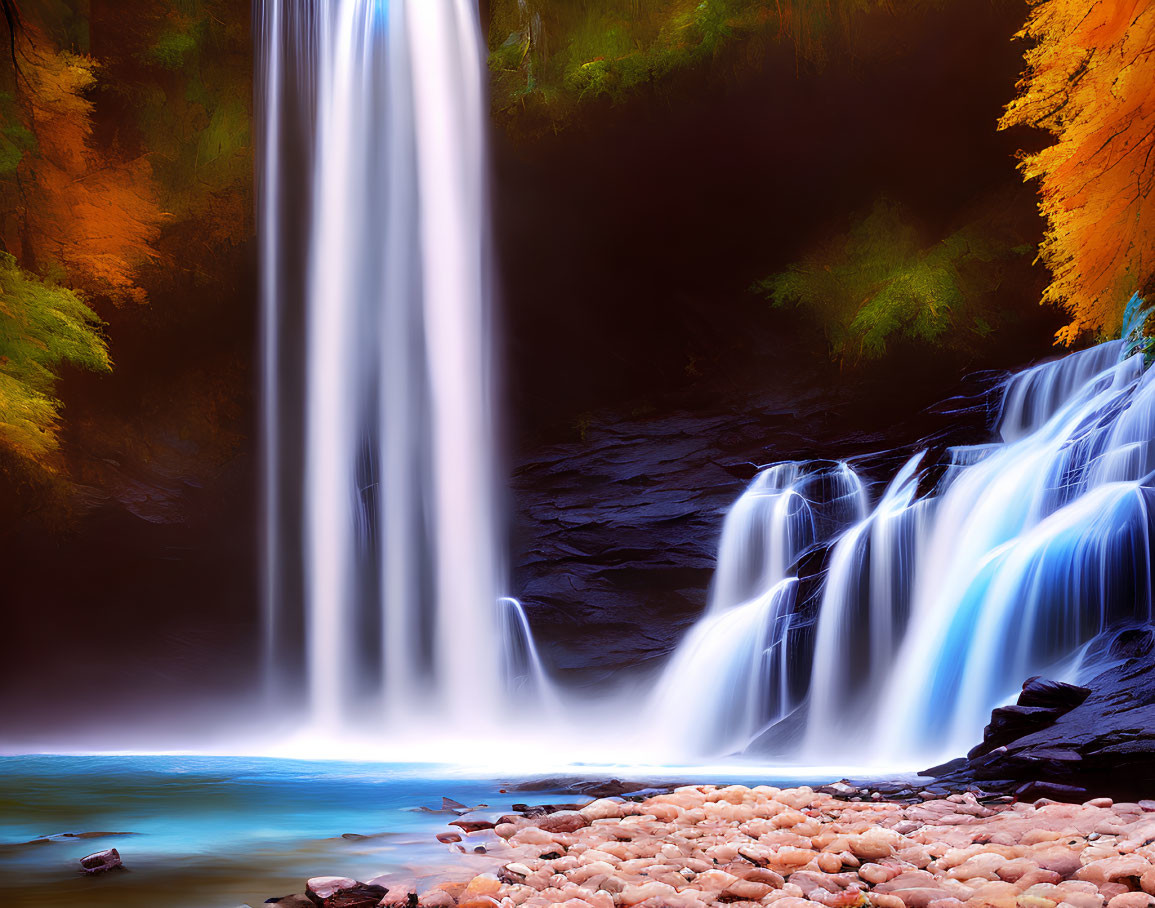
left=276, top=784, right=1155, bottom=908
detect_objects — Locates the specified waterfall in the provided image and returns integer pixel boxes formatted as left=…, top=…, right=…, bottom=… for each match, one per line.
left=258, top=0, right=548, bottom=735
left=647, top=462, right=866, bottom=757
left=863, top=342, right=1155, bottom=761
left=661, top=341, right=1155, bottom=765
left=256, top=0, right=1151, bottom=764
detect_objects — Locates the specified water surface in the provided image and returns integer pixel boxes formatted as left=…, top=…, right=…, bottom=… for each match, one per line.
left=0, top=755, right=584, bottom=907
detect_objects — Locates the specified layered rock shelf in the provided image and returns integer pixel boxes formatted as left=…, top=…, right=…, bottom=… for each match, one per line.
left=283, top=785, right=1155, bottom=908
left=924, top=634, right=1155, bottom=802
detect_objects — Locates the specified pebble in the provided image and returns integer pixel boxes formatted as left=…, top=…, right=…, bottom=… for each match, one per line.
left=307, top=785, right=1155, bottom=908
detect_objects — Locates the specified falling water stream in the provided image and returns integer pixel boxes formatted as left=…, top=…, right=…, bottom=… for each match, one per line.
left=259, top=0, right=546, bottom=736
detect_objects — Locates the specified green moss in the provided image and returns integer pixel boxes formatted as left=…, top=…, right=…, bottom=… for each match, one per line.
left=0, top=252, right=111, bottom=459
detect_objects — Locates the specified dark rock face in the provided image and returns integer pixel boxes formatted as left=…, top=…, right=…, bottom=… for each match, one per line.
left=926, top=627, right=1155, bottom=801
left=966, top=678, right=1091, bottom=760
left=511, top=369, right=1001, bottom=683
left=512, top=405, right=753, bottom=680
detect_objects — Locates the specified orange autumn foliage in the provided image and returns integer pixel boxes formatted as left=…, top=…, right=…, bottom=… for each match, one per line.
left=5, top=26, right=164, bottom=305
left=1000, top=0, right=1155, bottom=344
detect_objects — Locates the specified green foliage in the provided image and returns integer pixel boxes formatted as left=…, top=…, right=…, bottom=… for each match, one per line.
left=754, top=198, right=1031, bottom=361
left=129, top=0, right=252, bottom=254
left=487, top=0, right=948, bottom=133
left=0, top=91, right=36, bottom=175
left=489, top=0, right=765, bottom=130
left=0, top=252, right=110, bottom=460
left=147, top=28, right=201, bottom=70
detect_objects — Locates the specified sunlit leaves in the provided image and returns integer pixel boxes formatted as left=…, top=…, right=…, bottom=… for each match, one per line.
left=1000, top=0, right=1155, bottom=344
left=0, top=252, right=110, bottom=461
left=754, top=198, right=1030, bottom=361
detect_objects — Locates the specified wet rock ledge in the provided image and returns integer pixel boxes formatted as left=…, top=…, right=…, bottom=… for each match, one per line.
left=278, top=784, right=1155, bottom=908
left=922, top=630, right=1155, bottom=803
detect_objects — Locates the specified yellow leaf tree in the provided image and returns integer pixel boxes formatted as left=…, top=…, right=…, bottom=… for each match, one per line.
left=1000, top=0, right=1155, bottom=344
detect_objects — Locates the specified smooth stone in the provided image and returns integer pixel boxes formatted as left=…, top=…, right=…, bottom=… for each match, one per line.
left=1106, top=897, right=1155, bottom=908
left=449, top=819, right=496, bottom=834
left=305, top=877, right=387, bottom=908
left=79, top=848, right=123, bottom=874
left=538, top=811, right=590, bottom=834
left=308, top=879, right=359, bottom=901
left=377, top=894, right=418, bottom=908
left=418, top=891, right=455, bottom=908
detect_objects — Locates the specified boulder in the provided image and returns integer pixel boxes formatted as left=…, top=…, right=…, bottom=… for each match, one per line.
left=305, top=877, right=387, bottom=908
left=79, top=848, right=123, bottom=874
left=1018, top=678, right=1092, bottom=712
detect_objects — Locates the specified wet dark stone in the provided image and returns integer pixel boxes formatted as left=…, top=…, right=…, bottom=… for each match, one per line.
left=923, top=757, right=968, bottom=777
left=1014, top=780, right=1090, bottom=803
left=305, top=880, right=388, bottom=908
left=923, top=637, right=1155, bottom=802
left=448, top=818, right=495, bottom=834
left=967, top=706, right=1064, bottom=760
left=78, top=848, right=123, bottom=874
left=1017, top=677, right=1091, bottom=711
left=508, top=776, right=658, bottom=799
left=819, top=780, right=860, bottom=800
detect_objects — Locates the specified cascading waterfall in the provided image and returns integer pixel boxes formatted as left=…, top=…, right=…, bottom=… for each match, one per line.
left=656, top=341, right=1155, bottom=764
left=863, top=341, right=1155, bottom=762
left=648, top=463, right=866, bottom=757
left=258, top=0, right=548, bottom=735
